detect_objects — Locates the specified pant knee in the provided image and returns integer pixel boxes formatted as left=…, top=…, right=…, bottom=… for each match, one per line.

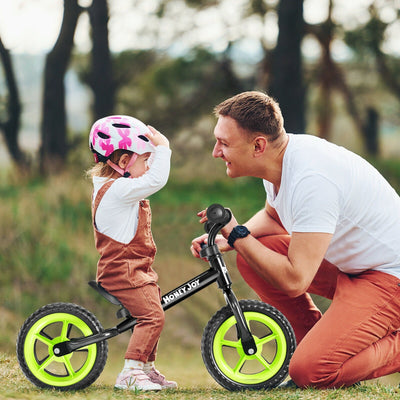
left=147, top=305, right=164, bottom=330
left=289, top=352, right=337, bottom=389
left=289, top=355, right=320, bottom=388
left=289, top=353, right=311, bottom=387
left=156, top=308, right=165, bottom=329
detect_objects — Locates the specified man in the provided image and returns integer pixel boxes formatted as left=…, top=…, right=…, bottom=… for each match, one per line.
left=191, top=91, right=400, bottom=389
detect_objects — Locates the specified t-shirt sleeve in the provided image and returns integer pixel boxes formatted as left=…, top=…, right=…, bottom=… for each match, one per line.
left=291, top=174, right=340, bottom=234
left=263, top=179, right=278, bottom=209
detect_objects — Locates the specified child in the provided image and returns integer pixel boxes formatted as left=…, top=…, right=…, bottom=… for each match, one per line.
left=88, top=115, right=176, bottom=391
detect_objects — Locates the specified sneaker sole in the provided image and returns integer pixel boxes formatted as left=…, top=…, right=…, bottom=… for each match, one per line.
left=114, top=384, right=161, bottom=391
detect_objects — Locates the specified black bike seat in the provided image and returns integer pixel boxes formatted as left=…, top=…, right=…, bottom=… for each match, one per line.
left=88, top=280, right=122, bottom=306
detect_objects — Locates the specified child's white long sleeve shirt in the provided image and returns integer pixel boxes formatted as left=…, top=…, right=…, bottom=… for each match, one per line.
left=92, top=146, right=171, bottom=244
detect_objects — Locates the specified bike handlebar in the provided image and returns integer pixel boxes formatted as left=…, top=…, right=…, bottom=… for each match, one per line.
left=206, top=203, right=232, bottom=225
left=203, top=204, right=232, bottom=248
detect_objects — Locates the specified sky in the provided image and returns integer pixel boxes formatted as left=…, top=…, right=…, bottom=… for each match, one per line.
left=0, top=0, right=399, bottom=56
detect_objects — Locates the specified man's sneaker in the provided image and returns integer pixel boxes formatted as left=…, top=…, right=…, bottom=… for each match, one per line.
left=115, top=368, right=162, bottom=391
left=278, top=379, right=299, bottom=389
left=145, top=367, right=178, bottom=389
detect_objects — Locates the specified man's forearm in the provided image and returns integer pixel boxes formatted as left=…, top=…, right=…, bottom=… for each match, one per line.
left=244, top=207, right=287, bottom=238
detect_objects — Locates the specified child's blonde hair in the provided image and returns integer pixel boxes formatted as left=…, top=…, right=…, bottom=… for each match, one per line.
left=87, top=149, right=134, bottom=178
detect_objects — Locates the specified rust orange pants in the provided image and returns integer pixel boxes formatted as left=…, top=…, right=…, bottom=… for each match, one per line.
left=236, top=234, right=400, bottom=388
left=111, top=283, right=164, bottom=362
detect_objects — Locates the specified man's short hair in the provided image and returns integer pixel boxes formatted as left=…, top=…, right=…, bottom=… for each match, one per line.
left=214, top=91, right=285, bottom=142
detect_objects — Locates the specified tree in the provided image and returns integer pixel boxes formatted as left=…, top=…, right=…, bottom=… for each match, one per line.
left=115, top=47, right=243, bottom=135
left=302, top=1, right=400, bottom=155
left=268, top=0, right=305, bottom=134
left=306, top=0, right=364, bottom=143
left=40, top=0, right=83, bottom=173
left=345, top=4, right=400, bottom=102
left=344, top=4, right=400, bottom=155
left=88, top=0, right=114, bottom=119
left=0, top=37, right=28, bottom=168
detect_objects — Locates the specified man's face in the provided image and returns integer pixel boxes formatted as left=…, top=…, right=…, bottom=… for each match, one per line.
left=212, top=116, right=254, bottom=178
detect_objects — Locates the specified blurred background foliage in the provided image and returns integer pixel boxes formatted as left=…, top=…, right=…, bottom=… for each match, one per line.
left=1, top=0, right=400, bottom=172
left=0, top=0, right=400, bottom=358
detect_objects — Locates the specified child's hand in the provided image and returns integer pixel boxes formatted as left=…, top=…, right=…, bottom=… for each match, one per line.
left=146, top=126, right=170, bottom=148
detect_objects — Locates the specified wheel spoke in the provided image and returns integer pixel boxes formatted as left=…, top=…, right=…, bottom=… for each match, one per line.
left=34, top=332, right=53, bottom=347
left=60, top=320, right=70, bottom=340
left=233, top=354, right=247, bottom=373
left=221, top=338, right=241, bottom=349
left=255, top=353, right=272, bottom=371
left=258, top=332, right=278, bottom=345
left=66, top=323, right=73, bottom=339
left=63, top=357, right=76, bottom=377
left=38, top=354, right=56, bottom=371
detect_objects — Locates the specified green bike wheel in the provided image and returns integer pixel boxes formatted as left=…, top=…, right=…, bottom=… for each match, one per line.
left=201, top=299, right=296, bottom=390
left=16, top=303, right=108, bottom=391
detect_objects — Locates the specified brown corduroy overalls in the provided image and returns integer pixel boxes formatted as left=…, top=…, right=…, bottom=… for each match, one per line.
left=92, top=180, right=165, bottom=362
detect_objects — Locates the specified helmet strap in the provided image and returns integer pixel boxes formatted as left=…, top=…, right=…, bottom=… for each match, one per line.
left=125, top=153, right=138, bottom=175
left=106, top=153, right=138, bottom=178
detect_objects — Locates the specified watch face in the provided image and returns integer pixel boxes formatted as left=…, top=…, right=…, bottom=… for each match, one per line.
left=228, top=225, right=250, bottom=248
left=236, top=226, right=249, bottom=236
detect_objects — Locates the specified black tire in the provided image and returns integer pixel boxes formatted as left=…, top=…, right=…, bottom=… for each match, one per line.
left=16, top=302, right=108, bottom=391
left=201, top=299, right=296, bottom=391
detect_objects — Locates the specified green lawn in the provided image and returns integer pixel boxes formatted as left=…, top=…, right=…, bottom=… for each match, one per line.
left=1, top=350, right=400, bottom=400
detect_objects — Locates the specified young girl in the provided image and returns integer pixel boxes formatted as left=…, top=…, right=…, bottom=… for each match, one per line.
left=88, top=115, right=176, bottom=391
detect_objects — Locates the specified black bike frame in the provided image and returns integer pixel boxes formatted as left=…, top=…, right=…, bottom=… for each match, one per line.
left=53, top=207, right=257, bottom=357
left=161, top=268, right=219, bottom=311
left=53, top=267, right=220, bottom=357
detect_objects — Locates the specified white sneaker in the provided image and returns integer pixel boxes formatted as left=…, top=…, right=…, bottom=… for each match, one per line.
left=115, top=368, right=162, bottom=391
left=146, top=367, right=178, bottom=389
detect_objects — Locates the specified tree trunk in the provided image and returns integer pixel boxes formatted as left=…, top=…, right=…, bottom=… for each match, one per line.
left=313, top=0, right=334, bottom=140
left=269, top=0, right=305, bottom=134
left=307, top=0, right=365, bottom=146
left=363, top=107, right=379, bottom=156
left=40, top=0, right=82, bottom=173
left=88, top=0, right=114, bottom=119
left=0, top=37, right=28, bottom=168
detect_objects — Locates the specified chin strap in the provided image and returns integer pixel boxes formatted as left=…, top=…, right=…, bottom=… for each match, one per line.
left=107, top=153, right=138, bottom=178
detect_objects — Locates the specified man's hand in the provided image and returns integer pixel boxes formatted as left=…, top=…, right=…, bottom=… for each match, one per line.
left=190, top=207, right=238, bottom=258
left=196, top=208, right=239, bottom=239
left=190, top=233, right=233, bottom=258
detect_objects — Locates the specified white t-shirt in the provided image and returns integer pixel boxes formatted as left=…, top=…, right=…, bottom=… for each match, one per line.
left=92, top=146, right=171, bottom=244
left=264, top=134, right=400, bottom=278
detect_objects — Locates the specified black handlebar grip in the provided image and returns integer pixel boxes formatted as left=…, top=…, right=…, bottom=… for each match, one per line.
left=206, top=203, right=231, bottom=225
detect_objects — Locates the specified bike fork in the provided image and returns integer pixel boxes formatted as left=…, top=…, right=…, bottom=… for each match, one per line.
left=224, top=288, right=257, bottom=355
left=206, top=249, right=257, bottom=356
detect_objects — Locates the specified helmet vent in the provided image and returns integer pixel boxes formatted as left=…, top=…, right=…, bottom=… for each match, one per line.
left=97, top=131, right=110, bottom=139
left=112, top=123, right=130, bottom=129
left=138, top=135, right=150, bottom=142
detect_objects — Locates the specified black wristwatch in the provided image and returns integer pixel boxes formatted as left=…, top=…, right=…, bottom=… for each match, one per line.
left=227, top=225, right=251, bottom=248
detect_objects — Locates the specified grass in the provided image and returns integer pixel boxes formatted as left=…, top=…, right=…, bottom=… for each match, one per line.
left=1, top=351, right=400, bottom=400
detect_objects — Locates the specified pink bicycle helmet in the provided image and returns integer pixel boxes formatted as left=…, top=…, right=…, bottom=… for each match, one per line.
left=89, top=115, right=155, bottom=177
